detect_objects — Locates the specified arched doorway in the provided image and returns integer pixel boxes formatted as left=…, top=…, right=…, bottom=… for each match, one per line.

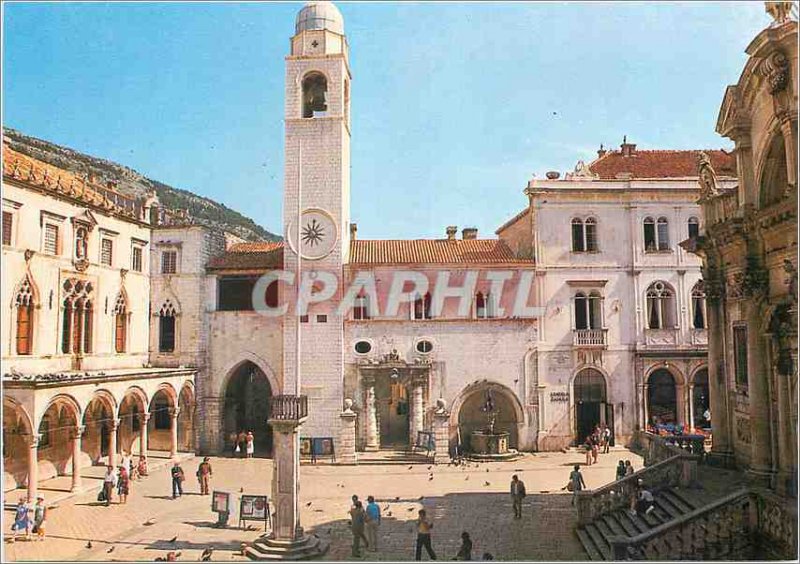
left=82, top=393, right=116, bottom=465
left=692, top=369, right=710, bottom=430
left=648, top=369, right=677, bottom=427
left=147, top=386, right=176, bottom=453
left=177, top=384, right=195, bottom=452
left=38, top=397, right=80, bottom=479
left=573, top=368, right=609, bottom=444
left=223, top=362, right=273, bottom=456
left=3, top=399, right=33, bottom=491
left=118, top=389, right=147, bottom=457
left=456, top=384, right=520, bottom=451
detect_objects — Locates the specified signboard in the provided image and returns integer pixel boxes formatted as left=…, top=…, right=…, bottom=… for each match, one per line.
left=300, top=437, right=336, bottom=463
left=415, top=431, right=434, bottom=452
left=550, top=391, right=570, bottom=403
left=239, top=494, right=271, bottom=531
left=300, top=437, right=313, bottom=456
left=212, top=491, right=230, bottom=514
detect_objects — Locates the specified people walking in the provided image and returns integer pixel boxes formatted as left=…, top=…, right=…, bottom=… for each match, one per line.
left=455, top=531, right=472, bottom=561
left=349, top=499, right=369, bottom=557
left=569, top=464, right=586, bottom=506
left=510, top=474, right=526, bottom=519
left=583, top=436, right=593, bottom=466
left=602, top=425, right=611, bottom=454
left=365, top=495, right=381, bottom=552
left=236, top=430, right=246, bottom=457
left=137, top=455, right=148, bottom=479
left=415, top=509, right=437, bottom=560
left=11, top=498, right=31, bottom=542
left=624, top=460, right=634, bottom=476
left=171, top=461, right=185, bottom=499
left=615, top=460, right=626, bottom=481
left=32, top=495, right=47, bottom=541
left=117, top=465, right=131, bottom=504
left=103, top=465, right=117, bottom=506
left=590, top=433, right=599, bottom=464
left=121, top=451, right=133, bottom=479
left=246, top=431, right=255, bottom=459
left=197, top=457, right=213, bottom=495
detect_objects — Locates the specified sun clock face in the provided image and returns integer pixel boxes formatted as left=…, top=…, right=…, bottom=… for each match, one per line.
left=286, top=208, right=338, bottom=260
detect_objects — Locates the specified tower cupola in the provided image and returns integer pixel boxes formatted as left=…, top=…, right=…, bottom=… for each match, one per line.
left=295, top=1, right=344, bottom=35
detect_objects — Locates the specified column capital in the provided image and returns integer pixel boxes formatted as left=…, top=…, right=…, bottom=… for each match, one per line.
left=169, top=407, right=181, bottom=418
left=26, top=433, right=42, bottom=448
left=72, top=425, right=86, bottom=439
left=140, top=412, right=151, bottom=422
left=109, top=418, right=120, bottom=430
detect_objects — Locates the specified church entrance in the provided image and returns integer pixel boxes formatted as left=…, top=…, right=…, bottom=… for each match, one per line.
left=574, top=368, right=608, bottom=444
left=223, top=362, right=273, bottom=457
left=647, top=369, right=677, bottom=427
left=375, top=373, right=409, bottom=446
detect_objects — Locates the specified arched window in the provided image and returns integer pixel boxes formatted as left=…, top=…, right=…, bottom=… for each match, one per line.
left=571, top=217, right=598, bottom=252
left=302, top=72, right=328, bottom=118
left=644, top=216, right=670, bottom=251
left=691, top=281, right=706, bottom=329
left=759, top=132, right=788, bottom=208
left=14, top=277, right=35, bottom=355
left=571, top=218, right=585, bottom=252
left=353, top=294, right=370, bottom=320
left=687, top=217, right=700, bottom=239
left=75, top=226, right=88, bottom=260
left=646, top=281, right=676, bottom=329
left=61, top=278, right=94, bottom=354
left=113, top=293, right=128, bottom=353
left=574, top=291, right=603, bottom=330
left=159, top=300, right=178, bottom=353
left=413, top=292, right=432, bottom=320
left=82, top=300, right=93, bottom=354
left=656, top=217, right=670, bottom=250
left=584, top=217, right=598, bottom=251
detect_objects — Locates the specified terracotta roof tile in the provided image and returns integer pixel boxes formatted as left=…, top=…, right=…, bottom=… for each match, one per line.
left=349, top=239, right=529, bottom=265
left=588, top=149, right=736, bottom=179
left=207, top=242, right=284, bottom=270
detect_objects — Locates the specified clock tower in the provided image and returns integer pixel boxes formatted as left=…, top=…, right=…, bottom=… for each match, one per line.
left=283, top=1, right=351, bottom=438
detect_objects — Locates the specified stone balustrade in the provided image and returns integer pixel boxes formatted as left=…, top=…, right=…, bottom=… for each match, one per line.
left=269, top=395, right=308, bottom=421
left=636, top=430, right=704, bottom=466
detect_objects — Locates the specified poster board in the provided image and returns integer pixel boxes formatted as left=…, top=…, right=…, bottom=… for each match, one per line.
left=239, top=494, right=270, bottom=531
left=415, top=431, right=434, bottom=453
left=212, top=491, right=231, bottom=514
left=301, top=437, right=335, bottom=463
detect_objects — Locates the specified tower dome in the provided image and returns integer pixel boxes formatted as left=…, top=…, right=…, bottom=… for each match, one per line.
left=295, top=1, right=344, bottom=35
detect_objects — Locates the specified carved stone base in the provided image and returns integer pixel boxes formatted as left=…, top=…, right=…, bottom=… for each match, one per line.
left=245, top=533, right=329, bottom=561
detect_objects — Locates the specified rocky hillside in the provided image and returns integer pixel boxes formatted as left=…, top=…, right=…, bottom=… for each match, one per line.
left=3, top=127, right=280, bottom=242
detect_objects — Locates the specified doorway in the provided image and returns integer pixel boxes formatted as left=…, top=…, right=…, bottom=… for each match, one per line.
left=375, top=376, right=409, bottom=446
left=223, top=361, right=273, bottom=456
left=647, top=369, right=677, bottom=426
left=574, top=368, right=607, bottom=444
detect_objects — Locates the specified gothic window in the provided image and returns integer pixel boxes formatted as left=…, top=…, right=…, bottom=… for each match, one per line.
left=74, top=227, right=88, bottom=260
left=691, top=281, right=706, bottom=329
left=301, top=72, right=328, bottom=118
left=158, top=300, right=177, bottom=353
left=572, top=217, right=598, bottom=252
left=733, top=324, right=748, bottom=387
left=113, top=293, right=127, bottom=353
left=413, top=292, right=432, bottom=320
left=61, top=279, right=94, bottom=355
left=646, top=281, right=676, bottom=329
left=353, top=294, right=370, bottom=320
left=574, top=291, right=602, bottom=330
left=571, top=218, right=585, bottom=252
left=14, top=277, right=35, bottom=355
left=687, top=217, right=700, bottom=239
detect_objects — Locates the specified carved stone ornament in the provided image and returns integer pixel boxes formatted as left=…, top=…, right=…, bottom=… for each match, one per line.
left=73, top=257, right=90, bottom=273
left=743, top=255, right=770, bottom=299
left=565, top=160, right=597, bottom=180
left=735, top=416, right=752, bottom=444
left=343, top=398, right=354, bottom=414
left=727, top=271, right=746, bottom=301
left=765, top=1, right=795, bottom=26
left=697, top=151, right=720, bottom=199
left=120, top=268, right=128, bottom=281
left=760, top=50, right=790, bottom=94
left=702, top=267, right=726, bottom=302
left=24, top=249, right=35, bottom=263
left=784, top=259, right=797, bottom=303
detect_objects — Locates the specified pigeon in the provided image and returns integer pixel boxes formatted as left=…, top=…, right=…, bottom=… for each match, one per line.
left=486, top=468, right=490, bottom=473
left=428, top=476, right=434, bottom=481
left=107, top=546, right=115, bottom=554
left=418, top=496, right=424, bottom=501
left=144, top=518, right=156, bottom=526
left=201, top=548, right=213, bottom=561
left=427, top=466, right=432, bottom=470
left=86, top=541, right=93, bottom=549
left=408, top=465, right=413, bottom=470
left=394, top=496, right=400, bottom=502
left=465, top=476, right=470, bottom=481
left=306, top=501, right=312, bottom=507
left=169, top=536, right=178, bottom=543
left=383, top=505, right=390, bottom=512
left=387, top=511, right=392, bottom=517
left=247, top=524, right=256, bottom=531
left=314, top=509, right=324, bottom=513
left=407, top=507, right=415, bottom=512
left=239, top=487, right=244, bottom=493
left=484, top=481, right=491, bottom=486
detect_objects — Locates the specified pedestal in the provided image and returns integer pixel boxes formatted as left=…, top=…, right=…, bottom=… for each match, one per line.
left=339, top=409, right=357, bottom=465
left=433, top=411, right=450, bottom=463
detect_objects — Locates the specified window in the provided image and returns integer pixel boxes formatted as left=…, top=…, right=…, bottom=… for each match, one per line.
left=585, top=218, right=598, bottom=251
left=114, top=293, right=127, bottom=353
left=161, top=250, right=177, bottom=274
left=38, top=416, right=51, bottom=449
left=416, top=340, right=434, bottom=354
left=733, top=325, right=748, bottom=387
left=687, top=217, right=700, bottom=239
left=2, top=211, right=12, bottom=246
left=657, top=218, right=670, bottom=250
left=158, top=300, right=177, bottom=353
left=301, top=72, right=328, bottom=118
left=101, top=238, right=113, bottom=266
left=574, top=291, right=603, bottom=330
left=644, top=217, right=670, bottom=251
left=691, top=281, right=706, bottom=329
left=476, top=292, right=497, bottom=319
left=218, top=276, right=257, bottom=311
left=62, top=301, right=72, bottom=354
left=354, top=341, right=372, bottom=354
left=82, top=300, right=93, bottom=353
left=43, top=223, right=59, bottom=255
left=61, top=278, right=94, bottom=354
left=476, top=292, right=487, bottom=318
left=316, top=314, right=328, bottom=323
left=154, top=399, right=171, bottom=430
left=413, top=292, right=432, bottom=320
left=572, top=219, right=585, bottom=252
left=572, top=217, right=598, bottom=252
left=131, top=246, right=143, bottom=272
left=14, top=277, right=35, bottom=355
left=646, top=281, right=676, bottom=329
left=299, top=314, right=309, bottom=323
left=74, top=227, right=88, bottom=260
left=353, top=294, right=370, bottom=320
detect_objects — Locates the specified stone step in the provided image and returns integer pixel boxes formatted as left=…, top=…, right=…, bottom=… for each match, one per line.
left=575, top=528, right=604, bottom=561
left=610, top=511, right=639, bottom=537
left=670, top=488, right=700, bottom=511
left=245, top=534, right=329, bottom=561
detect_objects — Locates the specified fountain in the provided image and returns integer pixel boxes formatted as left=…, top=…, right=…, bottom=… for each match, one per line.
left=467, top=389, right=520, bottom=461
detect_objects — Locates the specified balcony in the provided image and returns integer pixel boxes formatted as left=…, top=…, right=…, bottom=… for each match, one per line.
left=644, top=328, right=680, bottom=347
left=573, top=329, right=607, bottom=348
left=269, top=395, right=309, bottom=421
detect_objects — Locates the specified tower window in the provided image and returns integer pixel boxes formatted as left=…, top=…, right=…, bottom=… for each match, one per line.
left=302, top=72, right=328, bottom=118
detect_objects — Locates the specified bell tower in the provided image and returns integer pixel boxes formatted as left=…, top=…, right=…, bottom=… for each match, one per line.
left=283, top=1, right=351, bottom=437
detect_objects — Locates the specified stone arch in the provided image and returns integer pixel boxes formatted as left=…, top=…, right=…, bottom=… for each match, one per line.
left=82, top=390, right=117, bottom=465
left=690, top=366, right=710, bottom=431
left=450, top=381, right=525, bottom=452
left=3, top=397, right=34, bottom=491
left=177, top=382, right=196, bottom=453
left=570, top=367, right=610, bottom=444
left=118, top=386, right=149, bottom=456
left=300, top=70, right=331, bottom=118
left=38, top=394, right=82, bottom=477
left=756, top=125, right=789, bottom=209
left=10, top=274, right=39, bottom=356
left=221, top=360, right=274, bottom=456
left=219, top=353, right=281, bottom=398
left=147, top=383, right=178, bottom=452
left=646, top=366, right=684, bottom=429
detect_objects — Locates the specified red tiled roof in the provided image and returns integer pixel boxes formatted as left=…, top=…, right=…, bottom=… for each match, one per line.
left=349, top=239, right=529, bottom=265
left=207, top=242, right=284, bottom=270
left=589, top=149, right=736, bottom=179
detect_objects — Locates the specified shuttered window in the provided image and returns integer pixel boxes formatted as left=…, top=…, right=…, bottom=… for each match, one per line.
left=44, top=224, right=59, bottom=255
left=161, top=250, right=177, bottom=274
left=131, top=246, right=143, bottom=272
left=2, top=211, right=12, bottom=246
left=115, top=313, right=126, bottom=353
left=101, top=239, right=113, bottom=266
left=16, top=304, right=33, bottom=355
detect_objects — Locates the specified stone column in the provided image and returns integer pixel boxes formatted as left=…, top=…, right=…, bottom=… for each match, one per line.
left=364, top=385, right=379, bottom=452
left=270, top=419, right=303, bottom=541
left=745, top=300, right=773, bottom=484
left=775, top=370, right=795, bottom=495
left=339, top=400, right=357, bottom=465
left=410, top=382, right=424, bottom=448
left=433, top=402, right=450, bottom=463
left=688, top=384, right=695, bottom=433
left=780, top=115, right=797, bottom=193
left=170, top=408, right=180, bottom=458
left=108, top=419, right=119, bottom=468
left=71, top=426, right=85, bottom=492
left=27, top=434, right=40, bottom=503
left=643, top=384, right=650, bottom=429
left=139, top=413, right=150, bottom=459
left=706, top=293, right=733, bottom=462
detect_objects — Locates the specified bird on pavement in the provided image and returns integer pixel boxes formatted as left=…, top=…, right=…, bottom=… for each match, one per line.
left=428, top=476, right=434, bottom=481
left=418, top=496, right=424, bottom=501
left=201, top=548, right=213, bottom=561
left=484, top=481, right=491, bottom=486
left=408, top=465, right=413, bottom=470
left=107, top=546, right=115, bottom=554
left=239, top=487, right=244, bottom=493
left=383, top=505, right=390, bottom=512
left=144, top=518, right=156, bottom=526
left=427, top=466, right=432, bottom=470
left=465, top=476, right=470, bottom=481
left=387, top=511, right=392, bottom=517
left=394, top=496, right=400, bottom=502
left=86, top=541, right=93, bottom=549
left=407, top=507, right=415, bottom=512
left=306, top=501, right=312, bottom=507
left=169, top=536, right=178, bottom=543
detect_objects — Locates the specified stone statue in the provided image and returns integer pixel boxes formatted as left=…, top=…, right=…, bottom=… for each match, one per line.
left=343, top=397, right=354, bottom=414
left=766, top=1, right=795, bottom=25
left=697, top=151, right=720, bottom=199
left=434, top=398, right=447, bottom=414
left=566, top=160, right=596, bottom=180
left=784, top=259, right=797, bottom=303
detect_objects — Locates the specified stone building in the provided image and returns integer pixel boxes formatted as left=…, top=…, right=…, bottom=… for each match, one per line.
left=686, top=10, right=797, bottom=495
left=2, top=139, right=195, bottom=501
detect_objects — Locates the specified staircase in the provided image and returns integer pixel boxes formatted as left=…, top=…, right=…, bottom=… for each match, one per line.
left=576, top=487, right=698, bottom=560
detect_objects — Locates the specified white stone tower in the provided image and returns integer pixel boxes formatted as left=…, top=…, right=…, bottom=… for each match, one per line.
left=283, top=0, right=351, bottom=440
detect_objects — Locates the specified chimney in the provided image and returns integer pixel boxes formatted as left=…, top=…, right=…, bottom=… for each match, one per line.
left=597, top=143, right=607, bottom=158
left=462, top=227, right=478, bottom=240
left=349, top=222, right=357, bottom=240
left=446, top=225, right=458, bottom=240
left=620, top=135, right=637, bottom=157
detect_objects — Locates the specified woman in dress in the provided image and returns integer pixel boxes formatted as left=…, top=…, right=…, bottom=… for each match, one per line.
left=246, top=431, right=255, bottom=459
left=11, top=497, right=31, bottom=542
left=117, top=465, right=130, bottom=504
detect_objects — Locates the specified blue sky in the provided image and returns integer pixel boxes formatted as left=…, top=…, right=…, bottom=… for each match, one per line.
left=3, top=1, right=769, bottom=240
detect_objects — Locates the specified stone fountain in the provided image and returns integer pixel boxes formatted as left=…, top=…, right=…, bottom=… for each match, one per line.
left=467, top=389, right=520, bottom=461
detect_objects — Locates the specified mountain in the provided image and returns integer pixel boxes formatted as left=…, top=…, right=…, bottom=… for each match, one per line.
left=2, top=127, right=280, bottom=242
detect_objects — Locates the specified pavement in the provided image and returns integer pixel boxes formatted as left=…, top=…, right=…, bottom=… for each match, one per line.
left=3, top=447, right=642, bottom=562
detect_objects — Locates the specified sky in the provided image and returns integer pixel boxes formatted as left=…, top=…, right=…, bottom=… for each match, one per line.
left=2, top=1, right=771, bottom=240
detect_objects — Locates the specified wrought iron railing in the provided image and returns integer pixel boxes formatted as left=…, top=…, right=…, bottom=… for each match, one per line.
left=269, top=395, right=308, bottom=421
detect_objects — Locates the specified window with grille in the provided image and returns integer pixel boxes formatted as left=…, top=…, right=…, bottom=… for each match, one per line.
left=2, top=211, right=12, bottom=246
left=101, top=238, right=113, bottom=266
left=43, top=224, right=59, bottom=255
left=733, top=325, right=748, bottom=387
left=161, top=250, right=177, bottom=274
left=688, top=217, right=700, bottom=239
left=132, top=246, right=143, bottom=272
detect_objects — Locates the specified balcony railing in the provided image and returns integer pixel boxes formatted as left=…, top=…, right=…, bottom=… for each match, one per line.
left=573, top=328, right=607, bottom=347
left=270, top=395, right=308, bottom=421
